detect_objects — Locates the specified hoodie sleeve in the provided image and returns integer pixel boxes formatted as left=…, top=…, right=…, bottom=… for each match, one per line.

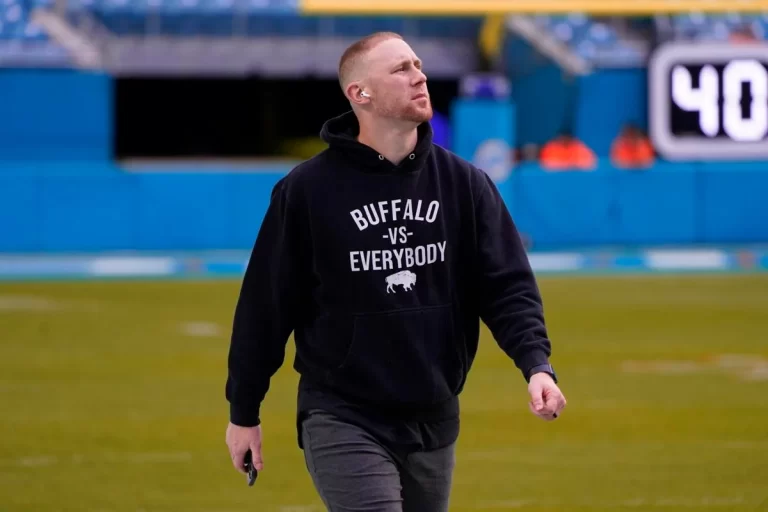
left=226, top=176, right=309, bottom=426
left=473, top=170, right=552, bottom=380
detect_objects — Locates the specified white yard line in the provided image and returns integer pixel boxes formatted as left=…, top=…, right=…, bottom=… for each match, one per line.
left=179, top=321, right=223, bottom=337
left=621, top=353, right=768, bottom=381
left=1, top=451, right=192, bottom=467
left=0, top=294, right=101, bottom=312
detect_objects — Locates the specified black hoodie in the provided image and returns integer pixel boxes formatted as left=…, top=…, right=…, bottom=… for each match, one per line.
left=226, top=111, right=552, bottom=449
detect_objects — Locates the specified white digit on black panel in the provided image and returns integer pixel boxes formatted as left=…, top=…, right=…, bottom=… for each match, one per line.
left=671, top=64, right=719, bottom=137
left=722, top=59, right=768, bottom=142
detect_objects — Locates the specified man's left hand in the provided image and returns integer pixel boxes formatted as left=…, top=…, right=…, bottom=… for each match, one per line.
left=527, top=372, right=566, bottom=421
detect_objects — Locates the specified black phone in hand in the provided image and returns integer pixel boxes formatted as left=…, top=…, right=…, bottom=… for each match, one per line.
left=243, top=449, right=258, bottom=486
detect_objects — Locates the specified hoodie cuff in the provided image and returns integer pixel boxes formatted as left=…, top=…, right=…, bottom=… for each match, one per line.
left=516, top=347, right=551, bottom=380
left=230, top=403, right=261, bottom=427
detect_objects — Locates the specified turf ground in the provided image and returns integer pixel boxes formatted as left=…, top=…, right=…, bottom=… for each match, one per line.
left=1, top=274, right=767, bottom=511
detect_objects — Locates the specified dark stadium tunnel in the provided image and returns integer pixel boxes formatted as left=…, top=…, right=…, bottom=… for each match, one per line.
left=114, top=76, right=459, bottom=160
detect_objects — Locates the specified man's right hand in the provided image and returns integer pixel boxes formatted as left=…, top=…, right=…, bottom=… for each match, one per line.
left=226, top=422, right=263, bottom=474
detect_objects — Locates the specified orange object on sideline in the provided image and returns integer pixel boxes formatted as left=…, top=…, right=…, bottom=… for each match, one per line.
left=611, top=126, right=655, bottom=169
left=540, top=134, right=597, bottom=171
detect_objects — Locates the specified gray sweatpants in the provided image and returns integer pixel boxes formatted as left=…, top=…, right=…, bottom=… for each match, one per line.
left=300, top=409, right=456, bottom=512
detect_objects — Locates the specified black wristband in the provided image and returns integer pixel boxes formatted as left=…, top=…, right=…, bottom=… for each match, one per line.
left=526, top=363, right=557, bottom=383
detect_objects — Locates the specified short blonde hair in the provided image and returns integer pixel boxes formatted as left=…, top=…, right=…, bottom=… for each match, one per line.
left=338, top=31, right=403, bottom=90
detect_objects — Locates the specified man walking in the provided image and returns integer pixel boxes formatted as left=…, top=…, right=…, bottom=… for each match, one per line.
left=225, top=31, right=566, bottom=511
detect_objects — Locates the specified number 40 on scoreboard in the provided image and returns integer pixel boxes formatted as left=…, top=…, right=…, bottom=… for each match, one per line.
left=649, top=42, right=768, bottom=161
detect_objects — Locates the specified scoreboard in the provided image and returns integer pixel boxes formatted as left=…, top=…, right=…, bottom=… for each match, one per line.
left=649, top=42, right=768, bottom=161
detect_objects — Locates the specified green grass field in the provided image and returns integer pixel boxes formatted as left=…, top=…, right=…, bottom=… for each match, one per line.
left=1, top=274, right=767, bottom=511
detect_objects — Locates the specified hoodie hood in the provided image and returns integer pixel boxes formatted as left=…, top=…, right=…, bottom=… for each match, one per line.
left=319, top=111, right=433, bottom=174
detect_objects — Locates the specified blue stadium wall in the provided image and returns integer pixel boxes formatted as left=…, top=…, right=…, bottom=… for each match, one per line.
left=511, top=64, right=648, bottom=152
left=0, top=69, right=112, bottom=161
left=0, top=69, right=767, bottom=253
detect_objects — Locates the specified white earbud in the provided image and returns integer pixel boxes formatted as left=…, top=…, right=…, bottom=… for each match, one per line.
left=361, top=91, right=370, bottom=98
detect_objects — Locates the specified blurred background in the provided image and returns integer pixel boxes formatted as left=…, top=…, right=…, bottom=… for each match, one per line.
left=1, top=0, right=767, bottom=510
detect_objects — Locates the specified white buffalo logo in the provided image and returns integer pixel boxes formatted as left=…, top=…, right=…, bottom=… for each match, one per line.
left=385, top=270, right=416, bottom=293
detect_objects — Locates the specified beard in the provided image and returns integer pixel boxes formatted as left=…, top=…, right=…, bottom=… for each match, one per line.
left=374, top=95, right=433, bottom=124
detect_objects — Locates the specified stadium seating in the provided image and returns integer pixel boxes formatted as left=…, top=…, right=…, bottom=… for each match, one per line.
left=0, top=0, right=49, bottom=41
left=519, top=12, right=766, bottom=67
left=105, top=14, right=482, bottom=39
left=529, top=14, right=649, bottom=66
left=4, top=0, right=768, bottom=44
left=669, top=12, right=768, bottom=41
left=0, top=0, right=72, bottom=65
left=3, top=0, right=765, bottom=63
left=113, top=14, right=479, bottom=38
left=39, top=0, right=483, bottom=39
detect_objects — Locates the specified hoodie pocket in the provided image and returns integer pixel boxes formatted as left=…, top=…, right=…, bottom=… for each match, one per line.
left=334, top=303, right=464, bottom=405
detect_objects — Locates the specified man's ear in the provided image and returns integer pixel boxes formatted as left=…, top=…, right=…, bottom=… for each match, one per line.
left=346, top=82, right=370, bottom=106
